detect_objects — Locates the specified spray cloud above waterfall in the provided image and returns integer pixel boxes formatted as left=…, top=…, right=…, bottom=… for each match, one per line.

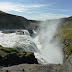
left=34, top=19, right=64, bottom=64
left=0, top=20, right=64, bottom=64
left=0, top=8, right=64, bottom=64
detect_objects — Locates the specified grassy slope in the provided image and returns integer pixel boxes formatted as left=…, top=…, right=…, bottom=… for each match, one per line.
left=57, top=17, right=72, bottom=61
left=29, top=17, right=72, bottom=61
left=0, top=45, right=32, bottom=57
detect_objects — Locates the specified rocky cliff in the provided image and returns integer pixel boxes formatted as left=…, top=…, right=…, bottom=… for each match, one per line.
left=0, top=11, right=30, bottom=30
left=0, top=54, right=71, bottom=72
left=0, top=45, right=38, bottom=66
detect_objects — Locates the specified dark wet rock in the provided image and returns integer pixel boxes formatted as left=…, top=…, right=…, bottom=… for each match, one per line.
left=0, top=45, right=38, bottom=66
left=28, top=30, right=34, bottom=36
left=1, top=30, right=15, bottom=34
left=0, top=54, right=72, bottom=72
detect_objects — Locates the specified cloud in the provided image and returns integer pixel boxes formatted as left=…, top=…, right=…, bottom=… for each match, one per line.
left=51, top=9, right=72, bottom=12
left=27, top=12, right=32, bottom=13
left=0, top=2, right=70, bottom=20
left=26, top=13, right=70, bottom=20
left=0, top=2, right=47, bottom=12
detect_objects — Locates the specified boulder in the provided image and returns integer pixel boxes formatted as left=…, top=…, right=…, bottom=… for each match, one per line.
left=0, top=45, right=38, bottom=66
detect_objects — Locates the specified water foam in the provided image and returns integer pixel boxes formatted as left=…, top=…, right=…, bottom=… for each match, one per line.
left=0, top=30, right=38, bottom=52
left=0, top=21, right=64, bottom=64
left=33, top=20, right=64, bottom=64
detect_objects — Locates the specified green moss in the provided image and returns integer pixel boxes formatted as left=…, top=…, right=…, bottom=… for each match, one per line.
left=0, top=45, right=38, bottom=66
left=0, top=45, right=19, bottom=53
left=0, top=45, right=33, bottom=57
left=57, top=31, right=72, bottom=56
left=18, top=51, right=33, bottom=57
left=63, top=56, right=68, bottom=63
left=65, top=45, right=72, bottom=55
left=56, top=17, right=72, bottom=62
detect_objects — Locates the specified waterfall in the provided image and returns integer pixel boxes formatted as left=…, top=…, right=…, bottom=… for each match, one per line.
left=0, top=30, right=38, bottom=52
left=33, top=20, right=64, bottom=64
left=0, top=23, right=64, bottom=64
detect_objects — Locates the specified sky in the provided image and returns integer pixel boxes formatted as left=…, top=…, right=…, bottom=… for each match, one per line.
left=0, top=0, right=72, bottom=20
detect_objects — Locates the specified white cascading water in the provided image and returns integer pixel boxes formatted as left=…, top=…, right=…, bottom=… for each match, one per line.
left=0, top=30, right=38, bottom=53
left=33, top=20, right=64, bottom=64
left=0, top=20, right=64, bottom=64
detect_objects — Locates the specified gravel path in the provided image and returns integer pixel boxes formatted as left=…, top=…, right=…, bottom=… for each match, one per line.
left=0, top=64, right=61, bottom=72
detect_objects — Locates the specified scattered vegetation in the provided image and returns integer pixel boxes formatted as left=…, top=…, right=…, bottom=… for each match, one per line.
left=57, top=17, right=72, bottom=62
left=0, top=45, right=38, bottom=66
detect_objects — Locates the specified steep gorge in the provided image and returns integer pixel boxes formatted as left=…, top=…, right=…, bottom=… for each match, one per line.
left=0, top=11, right=72, bottom=72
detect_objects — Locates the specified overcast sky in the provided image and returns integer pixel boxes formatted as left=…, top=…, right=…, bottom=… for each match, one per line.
left=0, top=0, right=72, bottom=20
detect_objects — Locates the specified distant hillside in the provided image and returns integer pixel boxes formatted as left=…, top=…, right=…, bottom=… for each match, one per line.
left=29, top=20, right=41, bottom=30
left=29, top=16, right=72, bottom=29
left=0, top=11, right=30, bottom=30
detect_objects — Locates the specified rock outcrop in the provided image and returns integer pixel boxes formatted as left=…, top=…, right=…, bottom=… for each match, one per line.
left=0, top=54, right=72, bottom=72
left=0, top=45, right=38, bottom=66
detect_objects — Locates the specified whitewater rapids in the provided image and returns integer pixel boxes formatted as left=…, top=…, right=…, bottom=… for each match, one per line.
left=0, top=30, right=39, bottom=52
left=0, top=28, right=64, bottom=64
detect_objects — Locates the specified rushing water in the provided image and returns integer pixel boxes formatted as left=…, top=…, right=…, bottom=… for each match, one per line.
left=0, top=30, right=38, bottom=52
left=0, top=22, right=64, bottom=64
left=35, top=20, right=64, bottom=64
